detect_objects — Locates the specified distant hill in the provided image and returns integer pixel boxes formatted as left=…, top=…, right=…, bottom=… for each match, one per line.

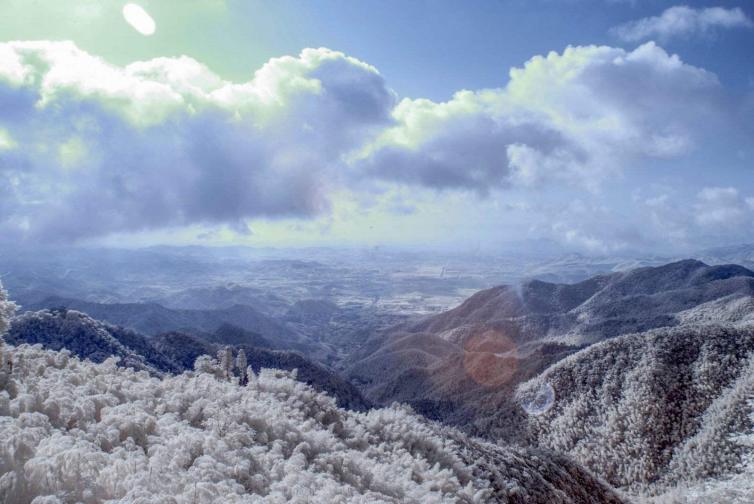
left=149, top=284, right=290, bottom=315
left=24, top=295, right=311, bottom=351
left=404, top=259, right=754, bottom=346
left=347, top=260, right=754, bottom=440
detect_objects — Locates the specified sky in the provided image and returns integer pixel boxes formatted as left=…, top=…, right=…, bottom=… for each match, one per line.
left=0, top=0, right=753, bottom=255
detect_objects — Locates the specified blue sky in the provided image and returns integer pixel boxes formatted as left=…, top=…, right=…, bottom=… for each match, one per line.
left=228, top=0, right=754, bottom=100
left=0, top=0, right=752, bottom=254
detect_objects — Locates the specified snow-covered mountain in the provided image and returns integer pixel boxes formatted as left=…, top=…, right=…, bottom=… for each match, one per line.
left=4, top=258, right=754, bottom=502
left=0, top=342, right=626, bottom=503
left=517, top=324, right=754, bottom=500
left=346, top=260, right=754, bottom=440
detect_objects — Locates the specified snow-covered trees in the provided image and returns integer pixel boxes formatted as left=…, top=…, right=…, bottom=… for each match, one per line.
left=0, top=342, right=625, bottom=503
left=6, top=308, right=164, bottom=373
left=644, top=398, right=754, bottom=503
left=516, top=324, right=754, bottom=499
left=0, top=280, right=16, bottom=371
left=0, top=279, right=16, bottom=337
left=197, top=348, right=251, bottom=384
left=193, top=354, right=219, bottom=376
left=9, top=309, right=370, bottom=410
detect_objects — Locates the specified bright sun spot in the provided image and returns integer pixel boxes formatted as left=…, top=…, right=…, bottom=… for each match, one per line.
left=122, top=3, right=156, bottom=36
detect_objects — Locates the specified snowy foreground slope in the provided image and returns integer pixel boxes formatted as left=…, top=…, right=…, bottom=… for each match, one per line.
left=517, top=324, right=754, bottom=502
left=0, top=343, right=626, bottom=503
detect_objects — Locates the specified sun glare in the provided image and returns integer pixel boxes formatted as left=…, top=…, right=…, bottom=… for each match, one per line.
left=122, top=3, right=156, bottom=36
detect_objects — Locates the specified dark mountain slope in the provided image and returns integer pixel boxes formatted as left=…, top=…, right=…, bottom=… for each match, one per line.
left=6, top=309, right=180, bottom=373
left=8, top=309, right=370, bottom=411
left=203, top=323, right=274, bottom=349
left=25, top=295, right=301, bottom=348
left=151, top=331, right=372, bottom=411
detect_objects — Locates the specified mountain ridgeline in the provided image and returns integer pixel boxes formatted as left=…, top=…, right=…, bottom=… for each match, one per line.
left=346, top=260, right=754, bottom=440
left=3, top=259, right=754, bottom=502
left=6, top=308, right=370, bottom=411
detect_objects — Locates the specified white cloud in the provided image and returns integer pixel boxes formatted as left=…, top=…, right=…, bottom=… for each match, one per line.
left=0, top=41, right=395, bottom=242
left=355, top=42, right=721, bottom=192
left=0, top=40, right=738, bottom=247
left=622, top=186, right=754, bottom=251
left=612, top=5, right=753, bottom=42
left=522, top=185, right=754, bottom=255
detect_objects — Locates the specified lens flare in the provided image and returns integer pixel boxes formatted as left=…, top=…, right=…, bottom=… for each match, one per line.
left=519, top=381, right=555, bottom=415
left=462, top=328, right=518, bottom=387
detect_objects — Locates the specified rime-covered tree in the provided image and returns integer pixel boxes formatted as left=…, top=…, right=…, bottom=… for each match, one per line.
left=517, top=324, right=754, bottom=496
left=0, top=280, right=17, bottom=370
left=235, top=348, right=248, bottom=385
left=217, top=346, right=233, bottom=381
left=194, top=354, right=216, bottom=374
left=0, top=279, right=16, bottom=337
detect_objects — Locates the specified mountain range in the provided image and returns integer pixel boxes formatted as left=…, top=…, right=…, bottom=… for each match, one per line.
left=346, top=260, right=754, bottom=442
left=4, top=257, right=754, bottom=501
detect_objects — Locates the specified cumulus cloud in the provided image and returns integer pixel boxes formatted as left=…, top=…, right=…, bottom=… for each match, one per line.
left=0, top=41, right=395, bottom=241
left=355, top=42, right=722, bottom=193
left=0, top=40, right=733, bottom=243
left=611, top=5, right=753, bottom=42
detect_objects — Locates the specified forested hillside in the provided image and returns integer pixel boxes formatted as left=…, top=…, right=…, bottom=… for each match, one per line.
left=517, top=324, right=754, bottom=499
